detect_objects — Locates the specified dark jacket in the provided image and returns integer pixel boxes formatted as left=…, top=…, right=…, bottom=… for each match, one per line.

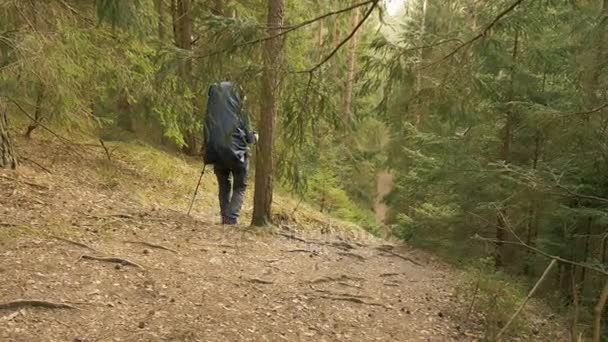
left=203, top=81, right=256, bottom=170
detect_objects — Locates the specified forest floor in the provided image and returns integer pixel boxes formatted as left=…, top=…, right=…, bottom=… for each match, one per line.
left=0, top=136, right=565, bottom=341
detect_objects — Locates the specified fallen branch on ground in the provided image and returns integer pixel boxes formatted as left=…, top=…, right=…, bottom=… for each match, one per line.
left=124, top=240, right=178, bottom=254
left=53, top=236, right=95, bottom=251
left=0, top=299, right=76, bottom=310
left=80, top=255, right=144, bottom=269
left=497, top=259, right=558, bottom=339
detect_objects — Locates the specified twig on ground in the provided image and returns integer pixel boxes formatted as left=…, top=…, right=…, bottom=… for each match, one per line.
left=80, top=255, right=144, bottom=269
left=53, top=236, right=95, bottom=251
left=0, top=299, right=76, bottom=310
left=497, top=259, right=558, bottom=339
left=124, top=240, right=178, bottom=254
left=18, top=156, right=52, bottom=174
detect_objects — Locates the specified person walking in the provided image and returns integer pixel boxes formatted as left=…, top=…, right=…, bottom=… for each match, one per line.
left=202, top=81, right=257, bottom=225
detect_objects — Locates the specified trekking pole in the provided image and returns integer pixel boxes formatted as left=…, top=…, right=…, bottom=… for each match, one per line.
left=187, top=164, right=206, bottom=216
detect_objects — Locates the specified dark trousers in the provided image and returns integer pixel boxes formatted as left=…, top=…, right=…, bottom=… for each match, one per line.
left=214, top=161, right=248, bottom=224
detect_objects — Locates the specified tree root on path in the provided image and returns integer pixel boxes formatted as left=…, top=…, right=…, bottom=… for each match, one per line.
left=248, top=278, right=274, bottom=285
left=337, top=251, right=365, bottom=261
left=318, top=295, right=391, bottom=309
left=311, top=275, right=365, bottom=284
left=53, top=236, right=96, bottom=251
left=283, top=249, right=320, bottom=256
left=80, top=255, right=144, bottom=269
left=0, top=299, right=76, bottom=310
left=124, top=240, right=178, bottom=254
left=375, top=247, right=422, bottom=266
left=309, top=285, right=370, bottom=299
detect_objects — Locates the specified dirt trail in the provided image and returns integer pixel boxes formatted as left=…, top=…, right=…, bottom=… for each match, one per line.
left=0, top=138, right=479, bottom=341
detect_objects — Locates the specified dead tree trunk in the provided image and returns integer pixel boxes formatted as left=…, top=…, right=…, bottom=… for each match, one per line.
left=252, top=0, right=284, bottom=226
left=0, top=100, right=17, bottom=169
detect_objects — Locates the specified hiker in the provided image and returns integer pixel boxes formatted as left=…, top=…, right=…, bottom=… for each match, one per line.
left=202, top=81, right=257, bottom=225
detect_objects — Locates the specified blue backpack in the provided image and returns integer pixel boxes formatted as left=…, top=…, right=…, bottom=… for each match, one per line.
left=202, top=82, right=255, bottom=170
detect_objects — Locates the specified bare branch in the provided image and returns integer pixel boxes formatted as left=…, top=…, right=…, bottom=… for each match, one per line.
left=422, top=0, right=526, bottom=69
left=9, top=98, right=85, bottom=156
left=558, top=103, right=608, bottom=118
left=194, top=0, right=376, bottom=59
left=497, top=259, right=558, bottom=339
left=297, top=0, right=379, bottom=74
left=473, top=235, right=608, bottom=276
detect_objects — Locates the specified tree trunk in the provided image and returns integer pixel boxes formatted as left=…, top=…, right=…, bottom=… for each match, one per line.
left=251, top=0, right=284, bottom=226
left=414, top=0, right=428, bottom=127
left=155, top=0, right=166, bottom=41
left=592, top=279, right=608, bottom=342
left=172, top=0, right=197, bottom=155
left=495, top=29, right=519, bottom=269
left=0, top=100, right=17, bottom=169
left=342, top=4, right=360, bottom=123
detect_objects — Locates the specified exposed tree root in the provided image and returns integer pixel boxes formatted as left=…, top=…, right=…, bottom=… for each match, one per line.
left=0, top=299, right=76, bottom=310
left=277, top=232, right=308, bottom=243
left=124, top=240, right=178, bottom=254
left=53, top=236, right=95, bottom=251
left=283, top=249, right=320, bottom=256
left=379, top=272, right=401, bottom=277
left=311, top=275, right=365, bottom=284
left=318, top=295, right=390, bottom=309
left=331, top=241, right=355, bottom=250
left=248, top=278, right=274, bottom=285
left=309, top=285, right=370, bottom=299
left=80, top=255, right=144, bottom=269
left=375, top=247, right=422, bottom=266
left=337, top=252, right=365, bottom=261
